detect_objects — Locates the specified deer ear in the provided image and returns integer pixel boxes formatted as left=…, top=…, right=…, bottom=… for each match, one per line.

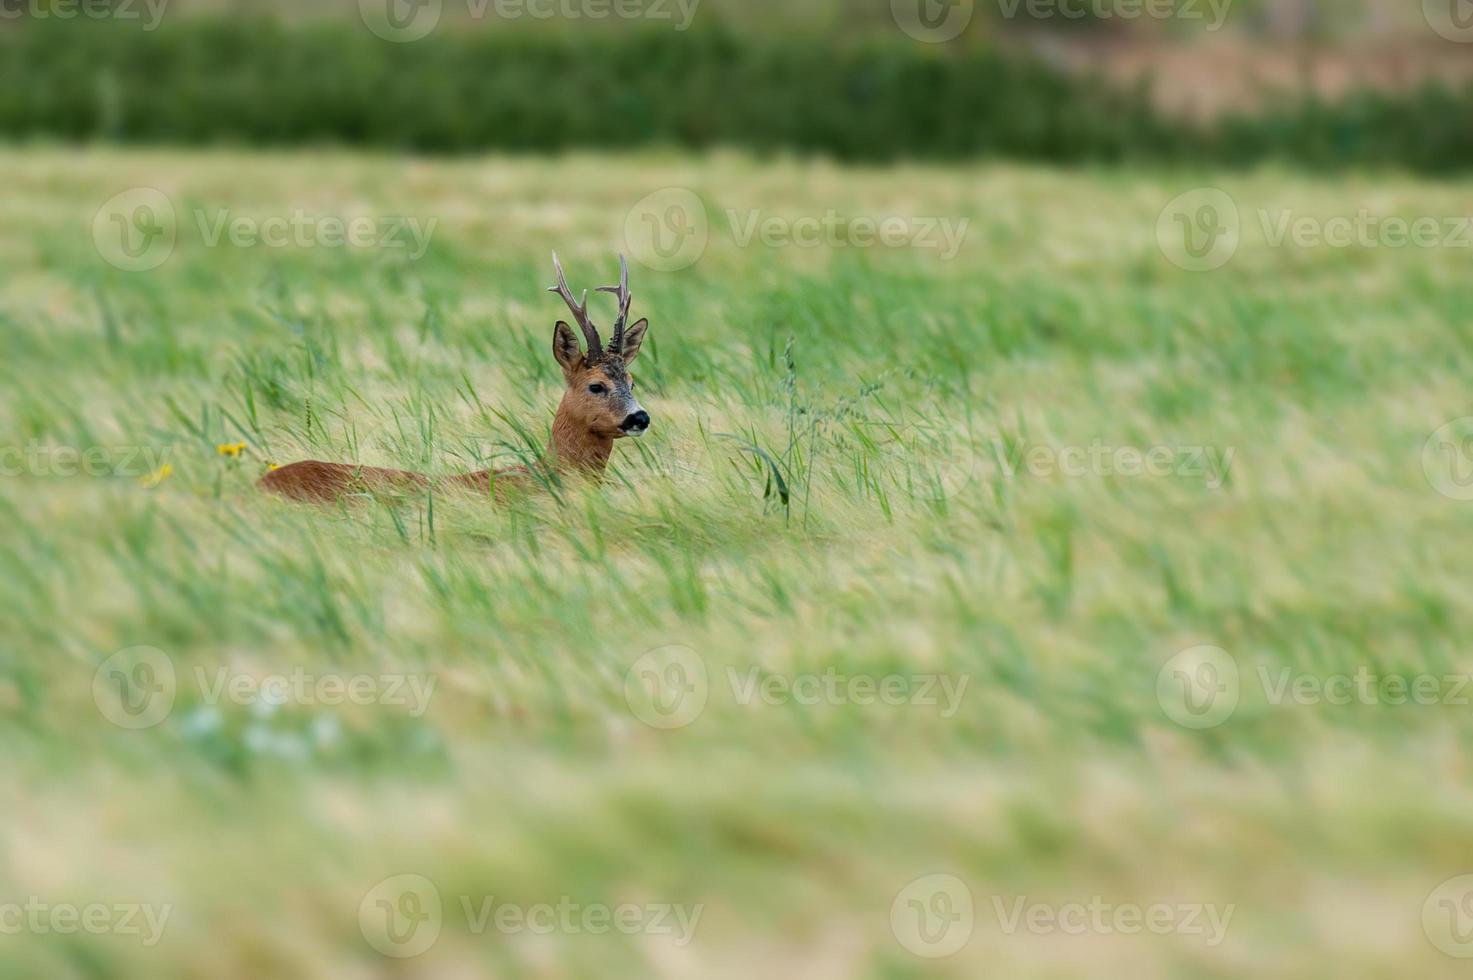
left=620, top=318, right=649, bottom=365
left=553, top=321, right=582, bottom=377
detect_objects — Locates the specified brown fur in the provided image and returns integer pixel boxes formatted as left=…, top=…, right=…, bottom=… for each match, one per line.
left=256, top=461, right=538, bottom=503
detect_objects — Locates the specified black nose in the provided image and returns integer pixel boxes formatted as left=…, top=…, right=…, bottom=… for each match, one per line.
left=621, top=411, right=650, bottom=431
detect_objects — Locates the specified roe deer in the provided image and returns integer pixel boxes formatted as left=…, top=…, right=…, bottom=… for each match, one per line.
left=258, top=253, right=651, bottom=503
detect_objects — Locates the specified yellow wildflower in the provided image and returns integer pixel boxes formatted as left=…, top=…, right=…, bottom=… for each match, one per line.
left=139, top=463, right=173, bottom=489
left=216, top=442, right=247, bottom=458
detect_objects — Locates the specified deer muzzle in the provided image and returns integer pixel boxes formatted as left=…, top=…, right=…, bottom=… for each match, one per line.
left=620, top=409, right=650, bottom=437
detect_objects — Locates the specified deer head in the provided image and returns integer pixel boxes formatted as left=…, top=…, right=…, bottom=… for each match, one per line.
left=547, top=253, right=651, bottom=467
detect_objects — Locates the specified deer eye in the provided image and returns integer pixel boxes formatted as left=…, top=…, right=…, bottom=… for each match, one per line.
left=588, top=383, right=608, bottom=395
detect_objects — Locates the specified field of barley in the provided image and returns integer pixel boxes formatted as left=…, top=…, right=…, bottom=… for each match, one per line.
left=3, top=146, right=1473, bottom=978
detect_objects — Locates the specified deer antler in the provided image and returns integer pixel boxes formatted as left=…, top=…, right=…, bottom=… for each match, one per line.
left=596, top=253, right=633, bottom=355
left=548, top=252, right=602, bottom=360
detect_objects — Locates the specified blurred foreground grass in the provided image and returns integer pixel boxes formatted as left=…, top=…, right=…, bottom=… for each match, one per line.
left=2, top=147, right=1473, bottom=977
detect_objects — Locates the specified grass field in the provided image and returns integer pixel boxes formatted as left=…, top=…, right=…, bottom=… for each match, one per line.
left=4, top=146, right=1473, bottom=978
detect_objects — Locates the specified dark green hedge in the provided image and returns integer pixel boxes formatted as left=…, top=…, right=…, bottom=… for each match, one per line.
left=0, top=18, right=1469, bottom=172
